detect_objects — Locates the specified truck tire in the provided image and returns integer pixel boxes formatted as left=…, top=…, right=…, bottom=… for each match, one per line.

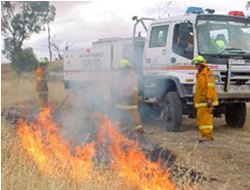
left=163, top=91, right=182, bottom=132
left=138, top=102, right=162, bottom=122
left=225, top=103, right=246, bottom=128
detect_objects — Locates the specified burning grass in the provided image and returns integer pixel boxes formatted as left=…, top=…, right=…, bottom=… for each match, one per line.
left=18, top=107, right=95, bottom=184
left=1, top=118, right=143, bottom=190
left=15, top=107, right=185, bottom=190
left=1, top=120, right=122, bottom=190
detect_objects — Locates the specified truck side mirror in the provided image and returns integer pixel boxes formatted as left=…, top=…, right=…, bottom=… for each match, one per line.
left=179, top=23, right=189, bottom=43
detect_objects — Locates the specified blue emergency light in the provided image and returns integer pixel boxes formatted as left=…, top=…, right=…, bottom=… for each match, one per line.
left=186, top=7, right=204, bottom=14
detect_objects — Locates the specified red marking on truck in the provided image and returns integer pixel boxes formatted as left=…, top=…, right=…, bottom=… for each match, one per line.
left=208, top=65, right=219, bottom=70
left=143, top=65, right=220, bottom=71
left=64, top=69, right=115, bottom=72
left=143, top=66, right=196, bottom=71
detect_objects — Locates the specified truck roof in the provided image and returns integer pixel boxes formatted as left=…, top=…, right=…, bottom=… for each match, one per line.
left=94, top=37, right=124, bottom=43
left=151, top=13, right=250, bottom=25
left=152, top=14, right=197, bottom=25
left=93, top=37, right=145, bottom=44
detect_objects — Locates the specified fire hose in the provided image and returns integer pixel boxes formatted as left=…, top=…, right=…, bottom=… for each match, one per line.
left=1, top=90, right=70, bottom=124
left=53, top=90, right=70, bottom=114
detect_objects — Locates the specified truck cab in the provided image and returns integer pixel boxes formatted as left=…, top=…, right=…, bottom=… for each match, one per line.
left=138, top=7, right=250, bottom=131
left=63, top=7, right=250, bottom=132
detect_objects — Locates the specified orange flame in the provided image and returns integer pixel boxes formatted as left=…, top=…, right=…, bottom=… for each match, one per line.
left=97, top=114, right=177, bottom=190
left=18, top=108, right=193, bottom=189
left=18, top=107, right=95, bottom=183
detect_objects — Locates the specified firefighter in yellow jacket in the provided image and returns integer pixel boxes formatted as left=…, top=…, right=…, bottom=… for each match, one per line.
left=193, top=55, right=218, bottom=141
left=36, top=58, right=49, bottom=110
left=115, top=59, right=144, bottom=138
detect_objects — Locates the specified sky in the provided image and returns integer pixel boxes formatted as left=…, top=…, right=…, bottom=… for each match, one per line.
left=1, top=0, right=249, bottom=63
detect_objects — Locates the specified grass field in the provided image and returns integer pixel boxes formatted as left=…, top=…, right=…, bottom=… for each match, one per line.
left=1, top=64, right=250, bottom=190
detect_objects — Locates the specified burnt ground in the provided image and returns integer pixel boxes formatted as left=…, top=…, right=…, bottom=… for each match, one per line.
left=145, top=104, right=250, bottom=190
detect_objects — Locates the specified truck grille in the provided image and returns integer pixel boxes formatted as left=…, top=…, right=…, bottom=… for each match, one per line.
left=220, top=72, right=250, bottom=84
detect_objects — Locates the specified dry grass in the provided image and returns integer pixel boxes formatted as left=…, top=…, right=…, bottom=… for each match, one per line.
left=1, top=120, right=138, bottom=190
left=2, top=116, right=205, bottom=190
left=48, top=60, right=63, bottom=68
left=1, top=72, right=67, bottom=111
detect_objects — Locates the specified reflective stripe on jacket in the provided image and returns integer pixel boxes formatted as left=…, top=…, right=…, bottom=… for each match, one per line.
left=36, top=91, right=48, bottom=95
left=195, top=101, right=219, bottom=108
left=115, top=104, right=137, bottom=110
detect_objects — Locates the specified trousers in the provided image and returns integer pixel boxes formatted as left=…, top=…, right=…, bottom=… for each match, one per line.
left=37, top=92, right=48, bottom=109
left=117, top=108, right=143, bottom=132
left=196, top=106, right=214, bottom=140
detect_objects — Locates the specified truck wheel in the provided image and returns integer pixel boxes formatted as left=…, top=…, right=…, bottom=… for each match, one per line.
left=163, top=91, right=182, bottom=132
left=225, top=103, right=246, bottom=128
left=138, top=102, right=162, bottom=122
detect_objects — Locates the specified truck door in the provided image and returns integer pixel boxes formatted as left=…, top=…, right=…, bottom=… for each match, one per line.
left=143, top=24, right=170, bottom=69
left=170, top=22, right=195, bottom=64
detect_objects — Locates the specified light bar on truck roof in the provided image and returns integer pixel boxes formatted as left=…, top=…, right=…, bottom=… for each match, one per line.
left=186, top=7, right=204, bottom=14
left=228, top=11, right=245, bottom=17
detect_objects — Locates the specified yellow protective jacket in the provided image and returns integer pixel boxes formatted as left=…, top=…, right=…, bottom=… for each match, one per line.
left=115, top=70, right=138, bottom=109
left=194, top=67, right=218, bottom=108
left=35, top=66, right=48, bottom=93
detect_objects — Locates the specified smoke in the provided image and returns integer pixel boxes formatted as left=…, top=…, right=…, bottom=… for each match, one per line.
left=61, top=79, right=118, bottom=145
left=59, top=37, right=147, bottom=146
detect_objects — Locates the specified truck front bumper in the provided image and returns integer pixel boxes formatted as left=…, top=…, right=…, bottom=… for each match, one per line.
left=218, top=92, right=250, bottom=99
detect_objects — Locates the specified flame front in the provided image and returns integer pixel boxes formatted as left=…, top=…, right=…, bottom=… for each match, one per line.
left=18, top=108, right=95, bottom=183
left=18, top=108, right=190, bottom=189
left=97, top=114, right=177, bottom=190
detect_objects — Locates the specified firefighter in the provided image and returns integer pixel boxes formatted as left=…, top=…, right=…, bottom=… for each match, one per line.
left=214, top=40, right=225, bottom=50
left=214, top=34, right=226, bottom=51
left=192, top=55, right=218, bottom=142
left=114, top=59, right=144, bottom=139
left=36, top=58, right=49, bottom=110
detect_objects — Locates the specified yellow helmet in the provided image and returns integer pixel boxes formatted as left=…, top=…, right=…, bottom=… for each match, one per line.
left=192, top=55, right=207, bottom=67
left=39, top=58, right=49, bottom=65
left=117, top=59, right=131, bottom=68
left=215, top=40, right=225, bottom=49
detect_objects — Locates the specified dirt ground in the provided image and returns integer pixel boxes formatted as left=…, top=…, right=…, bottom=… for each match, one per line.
left=145, top=106, right=250, bottom=190
left=1, top=65, right=250, bottom=190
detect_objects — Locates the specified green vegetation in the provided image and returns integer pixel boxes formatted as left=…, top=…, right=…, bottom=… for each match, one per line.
left=11, top=48, right=38, bottom=74
left=1, top=1, right=56, bottom=60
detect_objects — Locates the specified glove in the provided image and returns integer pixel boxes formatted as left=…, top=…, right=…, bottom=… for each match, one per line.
left=207, top=98, right=213, bottom=107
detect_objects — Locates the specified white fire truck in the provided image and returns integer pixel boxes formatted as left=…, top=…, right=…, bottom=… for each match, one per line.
left=64, top=7, right=250, bottom=131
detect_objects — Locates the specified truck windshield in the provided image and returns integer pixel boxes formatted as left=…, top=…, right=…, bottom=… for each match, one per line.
left=196, top=18, right=250, bottom=56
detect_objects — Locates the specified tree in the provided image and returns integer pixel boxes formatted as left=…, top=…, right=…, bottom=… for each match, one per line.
left=51, top=36, right=63, bottom=60
left=1, top=1, right=56, bottom=61
left=11, top=48, right=39, bottom=74
left=46, top=2, right=54, bottom=61
left=155, top=1, right=172, bottom=18
left=247, top=1, right=250, bottom=12
left=247, top=1, right=250, bottom=9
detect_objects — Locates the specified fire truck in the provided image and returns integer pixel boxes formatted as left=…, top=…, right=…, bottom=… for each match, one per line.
left=64, top=7, right=250, bottom=131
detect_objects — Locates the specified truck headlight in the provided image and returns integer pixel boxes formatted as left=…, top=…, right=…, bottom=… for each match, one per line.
left=214, top=75, right=220, bottom=82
